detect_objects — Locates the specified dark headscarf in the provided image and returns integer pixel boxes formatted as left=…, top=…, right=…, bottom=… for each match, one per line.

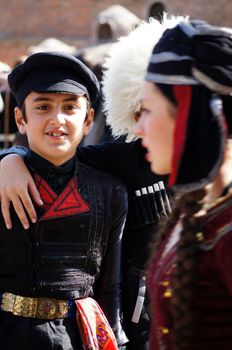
left=146, top=20, right=232, bottom=192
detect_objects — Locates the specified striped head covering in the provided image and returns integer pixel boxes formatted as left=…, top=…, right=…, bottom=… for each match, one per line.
left=146, top=20, right=232, bottom=192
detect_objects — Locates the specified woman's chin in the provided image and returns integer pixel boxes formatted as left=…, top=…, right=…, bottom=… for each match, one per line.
left=151, top=162, right=169, bottom=175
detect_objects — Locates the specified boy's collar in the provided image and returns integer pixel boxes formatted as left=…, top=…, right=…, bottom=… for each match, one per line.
left=25, top=149, right=76, bottom=177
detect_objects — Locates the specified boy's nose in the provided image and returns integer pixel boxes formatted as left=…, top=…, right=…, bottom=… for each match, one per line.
left=50, top=111, right=66, bottom=125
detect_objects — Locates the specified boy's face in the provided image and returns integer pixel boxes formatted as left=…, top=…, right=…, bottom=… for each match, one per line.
left=14, top=92, right=94, bottom=165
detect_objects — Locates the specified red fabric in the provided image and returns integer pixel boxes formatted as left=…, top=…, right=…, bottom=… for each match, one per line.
left=34, top=173, right=57, bottom=210
left=34, top=174, right=90, bottom=220
left=169, top=85, right=192, bottom=187
left=148, top=195, right=232, bottom=349
left=75, top=297, right=119, bottom=350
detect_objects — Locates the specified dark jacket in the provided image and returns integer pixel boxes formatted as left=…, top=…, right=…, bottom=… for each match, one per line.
left=0, top=141, right=171, bottom=350
left=0, top=151, right=128, bottom=347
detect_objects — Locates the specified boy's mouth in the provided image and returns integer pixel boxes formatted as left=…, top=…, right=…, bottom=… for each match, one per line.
left=46, top=131, right=67, bottom=137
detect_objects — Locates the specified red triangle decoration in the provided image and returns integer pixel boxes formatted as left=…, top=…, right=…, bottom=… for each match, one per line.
left=34, top=174, right=90, bottom=220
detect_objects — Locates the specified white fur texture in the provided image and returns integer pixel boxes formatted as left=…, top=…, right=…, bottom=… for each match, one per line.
left=102, top=14, right=188, bottom=141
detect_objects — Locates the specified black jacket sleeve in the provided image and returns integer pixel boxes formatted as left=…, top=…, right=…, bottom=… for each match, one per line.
left=0, top=141, right=169, bottom=195
left=93, top=182, right=129, bottom=347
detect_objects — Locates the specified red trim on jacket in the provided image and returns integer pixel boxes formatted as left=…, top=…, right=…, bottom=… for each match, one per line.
left=34, top=174, right=90, bottom=220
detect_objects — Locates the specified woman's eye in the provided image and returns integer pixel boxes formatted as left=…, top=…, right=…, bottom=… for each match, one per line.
left=141, top=107, right=150, bottom=114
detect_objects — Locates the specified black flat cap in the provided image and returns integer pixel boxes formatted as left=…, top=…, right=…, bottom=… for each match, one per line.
left=8, top=51, right=100, bottom=107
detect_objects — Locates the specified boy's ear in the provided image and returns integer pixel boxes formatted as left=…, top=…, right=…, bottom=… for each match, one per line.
left=84, top=108, right=94, bottom=136
left=14, top=107, right=26, bottom=134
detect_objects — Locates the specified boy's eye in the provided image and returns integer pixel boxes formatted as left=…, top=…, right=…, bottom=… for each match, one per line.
left=65, top=105, right=77, bottom=110
left=36, top=105, right=49, bottom=110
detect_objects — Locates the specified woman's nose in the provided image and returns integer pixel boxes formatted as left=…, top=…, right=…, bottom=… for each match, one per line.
left=133, top=116, right=144, bottom=137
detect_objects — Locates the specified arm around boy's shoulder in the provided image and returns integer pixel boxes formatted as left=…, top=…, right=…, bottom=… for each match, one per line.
left=0, top=145, right=28, bottom=159
left=77, top=140, right=132, bottom=174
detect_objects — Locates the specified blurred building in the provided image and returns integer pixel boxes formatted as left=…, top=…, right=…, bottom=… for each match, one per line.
left=0, top=0, right=231, bottom=67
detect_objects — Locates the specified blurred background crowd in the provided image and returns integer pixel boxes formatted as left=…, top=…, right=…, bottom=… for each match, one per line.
left=0, top=0, right=230, bottom=150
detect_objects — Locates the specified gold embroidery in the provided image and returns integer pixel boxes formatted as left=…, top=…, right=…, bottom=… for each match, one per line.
left=196, top=232, right=204, bottom=242
left=160, top=327, right=170, bottom=335
left=163, top=289, right=172, bottom=298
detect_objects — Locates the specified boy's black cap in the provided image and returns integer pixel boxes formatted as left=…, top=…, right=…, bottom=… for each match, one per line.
left=8, top=51, right=100, bottom=107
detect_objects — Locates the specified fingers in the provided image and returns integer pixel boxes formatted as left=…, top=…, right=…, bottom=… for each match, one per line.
left=17, top=189, right=37, bottom=228
left=19, top=182, right=42, bottom=226
left=2, top=193, right=29, bottom=230
left=28, top=180, right=44, bottom=208
left=1, top=183, right=43, bottom=230
left=1, top=194, right=13, bottom=229
left=0, top=154, right=43, bottom=229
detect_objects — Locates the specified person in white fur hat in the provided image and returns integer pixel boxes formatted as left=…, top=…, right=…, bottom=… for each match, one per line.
left=102, top=14, right=186, bottom=143
left=0, top=14, right=186, bottom=350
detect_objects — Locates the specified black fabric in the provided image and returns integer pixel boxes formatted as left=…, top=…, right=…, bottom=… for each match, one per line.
left=0, top=141, right=171, bottom=268
left=8, top=52, right=100, bottom=107
left=25, top=149, right=76, bottom=194
left=77, top=139, right=169, bottom=196
left=221, top=95, right=232, bottom=136
left=0, top=151, right=129, bottom=347
left=0, top=140, right=172, bottom=350
left=122, top=272, right=150, bottom=350
left=175, top=86, right=225, bottom=189
left=0, top=91, right=18, bottom=134
left=0, top=314, right=82, bottom=350
left=156, top=83, right=177, bottom=106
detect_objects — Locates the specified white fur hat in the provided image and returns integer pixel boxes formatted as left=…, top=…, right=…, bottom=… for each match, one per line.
left=102, top=14, right=188, bottom=141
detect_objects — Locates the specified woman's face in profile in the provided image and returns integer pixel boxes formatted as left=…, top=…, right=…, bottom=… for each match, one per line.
left=134, top=81, right=176, bottom=175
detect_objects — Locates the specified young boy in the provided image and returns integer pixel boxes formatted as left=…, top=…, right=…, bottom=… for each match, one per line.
left=0, top=19, right=177, bottom=350
left=0, top=52, right=128, bottom=349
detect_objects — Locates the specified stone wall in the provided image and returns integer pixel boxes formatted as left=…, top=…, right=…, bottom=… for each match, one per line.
left=0, top=0, right=231, bottom=66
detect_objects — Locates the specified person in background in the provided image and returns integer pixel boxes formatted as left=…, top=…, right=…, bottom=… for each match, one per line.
left=0, top=60, right=17, bottom=148
left=0, top=51, right=128, bottom=350
left=0, top=56, right=29, bottom=149
left=0, top=15, right=184, bottom=349
left=0, top=61, right=10, bottom=114
left=134, top=19, right=232, bottom=349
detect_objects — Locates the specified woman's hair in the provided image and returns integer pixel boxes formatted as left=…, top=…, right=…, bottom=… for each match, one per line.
left=151, top=189, right=206, bottom=349
left=170, top=190, right=206, bottom=349
left=152, top=180, right=232, bottom=350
